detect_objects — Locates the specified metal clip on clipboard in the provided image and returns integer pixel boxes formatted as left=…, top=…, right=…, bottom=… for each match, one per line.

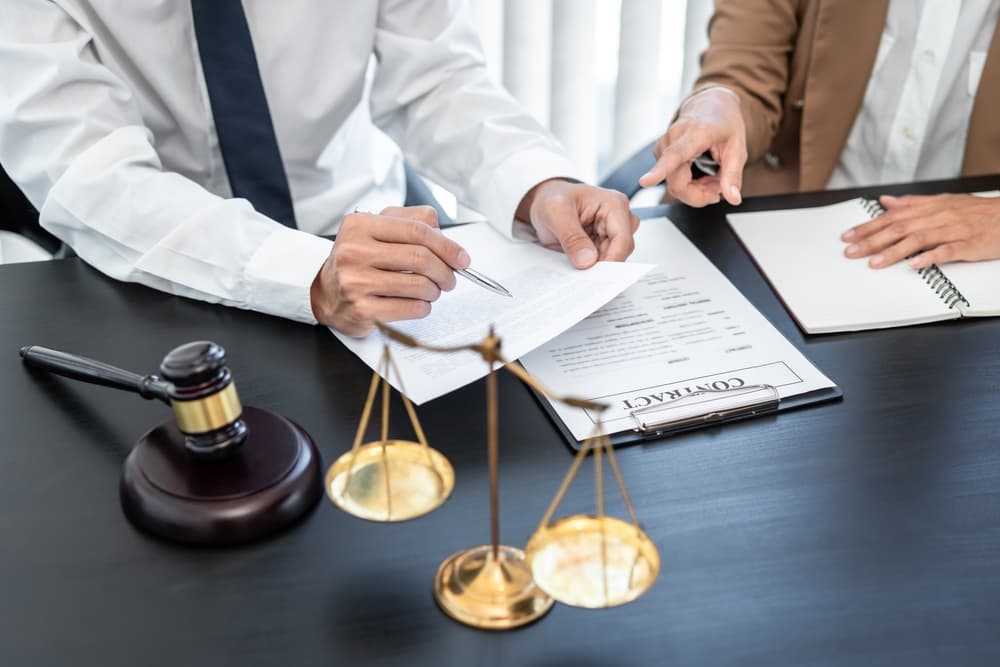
left=630, top=384, right=780, bottom=436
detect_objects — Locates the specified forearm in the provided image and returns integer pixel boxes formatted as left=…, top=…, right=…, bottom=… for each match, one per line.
left=690, top=0, right=801, bottom=162
left=35, top=128, right=330, bottom=322
left=0, top=1, right=331, bottom=323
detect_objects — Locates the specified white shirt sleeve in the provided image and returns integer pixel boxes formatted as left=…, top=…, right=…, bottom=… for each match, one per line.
left=370, top=0, right=585, bottom=237
left=0, top=1, right=331, bottom=324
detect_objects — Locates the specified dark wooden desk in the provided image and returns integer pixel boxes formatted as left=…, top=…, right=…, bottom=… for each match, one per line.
left=2, top=177, right=999, bottom=667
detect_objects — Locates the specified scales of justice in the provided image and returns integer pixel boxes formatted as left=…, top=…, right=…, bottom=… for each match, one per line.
left=325, top=321, right=661, bottom=630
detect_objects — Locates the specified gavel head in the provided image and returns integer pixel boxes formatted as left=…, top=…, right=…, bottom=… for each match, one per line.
left=159, top=341, right=248, bottom=459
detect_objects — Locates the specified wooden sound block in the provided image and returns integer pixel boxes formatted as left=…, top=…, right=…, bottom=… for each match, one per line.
left=120, top=406, right=322, bottom=545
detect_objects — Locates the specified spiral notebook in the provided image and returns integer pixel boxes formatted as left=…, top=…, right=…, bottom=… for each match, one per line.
left=727, top=196, right=1000, bottom=334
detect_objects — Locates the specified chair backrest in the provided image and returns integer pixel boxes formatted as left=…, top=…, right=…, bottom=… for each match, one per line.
left=598, top=138, right=657, bottom=200
left=0, top=164, right=61, bottom=254
left=403, top=162, right=454, bottom=226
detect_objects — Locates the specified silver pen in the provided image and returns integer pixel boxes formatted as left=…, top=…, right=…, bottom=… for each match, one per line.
left=455, top=267, right=513, bottom=298
left=693, top=154, right=719, bottom=176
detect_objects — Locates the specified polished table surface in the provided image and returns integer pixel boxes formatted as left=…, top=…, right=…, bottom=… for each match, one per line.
left=2, top=177, right=999, bottom=666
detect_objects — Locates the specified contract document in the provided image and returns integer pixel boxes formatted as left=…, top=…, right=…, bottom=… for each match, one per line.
left=519, top=218, right=839, bottom=444
left=332, top=222, right=653, bottom=404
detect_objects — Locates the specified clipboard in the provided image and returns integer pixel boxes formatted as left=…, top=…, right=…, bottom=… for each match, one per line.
left=527, top=378, right=842, bottom=450
left=511, top=216, right=845, bottom=451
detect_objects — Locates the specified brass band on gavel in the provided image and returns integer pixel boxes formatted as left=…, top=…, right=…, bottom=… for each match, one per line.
left=171, top=382, right=242, bottom=434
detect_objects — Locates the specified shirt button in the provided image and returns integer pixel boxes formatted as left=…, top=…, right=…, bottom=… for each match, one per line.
left=903, top=126, right=916, bottom=140
left=923, top=49, right=936, bottom=64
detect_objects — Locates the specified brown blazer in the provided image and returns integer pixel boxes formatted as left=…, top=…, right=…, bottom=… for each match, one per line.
left=691, top=0, right=1000, bottom=196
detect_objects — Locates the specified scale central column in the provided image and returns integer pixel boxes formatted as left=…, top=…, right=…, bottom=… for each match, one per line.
left=433, top=338, right=554, bottom=630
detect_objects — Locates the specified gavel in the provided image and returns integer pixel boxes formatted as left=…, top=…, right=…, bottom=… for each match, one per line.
left=20, top=341, right=322, bottom=545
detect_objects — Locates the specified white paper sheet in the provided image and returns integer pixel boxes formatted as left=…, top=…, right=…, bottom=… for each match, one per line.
left=519, top=218, right=837, bottom=440
left=332, top=222, right=653, bottom=404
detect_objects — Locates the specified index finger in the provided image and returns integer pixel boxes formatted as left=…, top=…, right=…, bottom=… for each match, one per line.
left=639, top=136, right=708, bottom=188
left=365, top=214, right=471, bottom=270
left=380, top=205, right=440, bottom=229
left=841, top=205, right=916, bottom=242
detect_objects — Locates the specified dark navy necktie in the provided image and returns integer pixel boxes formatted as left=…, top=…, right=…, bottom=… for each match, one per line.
left=191, top=0, right=297, bottom=228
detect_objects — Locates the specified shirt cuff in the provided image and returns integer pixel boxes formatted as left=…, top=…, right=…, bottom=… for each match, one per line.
left=478, top=148, right=587, bottom=240
left=244, top=227, right=333, bottom=324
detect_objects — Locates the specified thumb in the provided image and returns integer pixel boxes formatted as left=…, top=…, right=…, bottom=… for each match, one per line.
left=542, top=209, right=599, bottom=269
left=561, top=230, right=599, bottom=269
left=718, top=143, right=746, bottom=206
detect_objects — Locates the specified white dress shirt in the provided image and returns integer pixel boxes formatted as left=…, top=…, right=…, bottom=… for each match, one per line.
left=0, top=1, right=580, bottom=323
left=828, top=0, right=1000, bottom=189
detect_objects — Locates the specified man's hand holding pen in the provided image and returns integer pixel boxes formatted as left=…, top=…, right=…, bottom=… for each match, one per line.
left=311, top=206, right=467, bottom=337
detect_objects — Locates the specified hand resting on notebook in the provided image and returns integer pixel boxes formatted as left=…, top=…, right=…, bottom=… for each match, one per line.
left=841, top=194, right=1000, bottom=270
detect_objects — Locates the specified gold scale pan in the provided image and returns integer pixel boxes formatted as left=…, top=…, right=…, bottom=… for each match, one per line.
left=324, top=322, right=660, bottom=629
left=325, top=342, right=454, bottom=522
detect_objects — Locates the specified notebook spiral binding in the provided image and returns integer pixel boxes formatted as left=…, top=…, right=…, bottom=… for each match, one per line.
left=860, top=198, right=885, bottom=218
left=916, top=264, right=971, bottom=309
left=859, top=198, right=971, bottom=310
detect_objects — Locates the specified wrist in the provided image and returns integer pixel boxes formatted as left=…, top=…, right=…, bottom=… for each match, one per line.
left=515, top=177, right=576, bottom=222
left=309, top=262, right=334, bottom=326
left=682, top=85, right=741, bottom=112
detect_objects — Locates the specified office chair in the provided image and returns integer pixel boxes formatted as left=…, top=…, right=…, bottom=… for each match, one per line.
left=0, top=164, right=61, bottom=256
left=403, top=162, right=454, bottom=226
left=599, top=139, right=657, bottom=199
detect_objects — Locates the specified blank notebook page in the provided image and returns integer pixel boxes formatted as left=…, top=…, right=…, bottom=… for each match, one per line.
left=728, top=199, right=954, bottom=333
left=943, top=258, right=1000, bottom=316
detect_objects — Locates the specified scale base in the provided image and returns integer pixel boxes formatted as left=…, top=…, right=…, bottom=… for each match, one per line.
left=120, top=406, right=322, bottom=545
left=434, top=544, right=554, bottom=630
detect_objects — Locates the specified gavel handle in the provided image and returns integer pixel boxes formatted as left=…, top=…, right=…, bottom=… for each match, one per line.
left=20, top=345, right=173, bottom=404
